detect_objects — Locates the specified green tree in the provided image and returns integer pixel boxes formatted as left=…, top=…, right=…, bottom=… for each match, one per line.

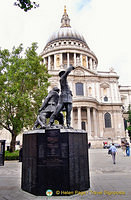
left=14, top=0, right=39, bottom=12
left=0, top=43, right=50, bottom=152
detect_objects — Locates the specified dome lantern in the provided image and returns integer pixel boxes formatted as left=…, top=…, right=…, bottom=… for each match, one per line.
left=61, top=5, right=71, bottom=28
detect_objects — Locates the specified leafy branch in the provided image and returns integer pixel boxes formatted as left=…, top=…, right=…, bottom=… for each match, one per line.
left=14, top=0, right=39, bottom=12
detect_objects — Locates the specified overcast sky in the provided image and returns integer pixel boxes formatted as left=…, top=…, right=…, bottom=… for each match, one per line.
left=0, top=0, right=131, bottom=86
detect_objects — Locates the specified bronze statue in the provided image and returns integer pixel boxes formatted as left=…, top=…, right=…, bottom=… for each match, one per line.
left=33, top=87, right=64, bottom=129
left=49, top=65, right=75, bottom=128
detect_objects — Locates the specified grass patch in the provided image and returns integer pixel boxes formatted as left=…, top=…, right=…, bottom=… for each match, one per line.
left=5, top=150, right=19, bottom=160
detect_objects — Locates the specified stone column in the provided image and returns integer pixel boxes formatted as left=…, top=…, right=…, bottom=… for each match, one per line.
left=99, top=112, right=103, bottom=138
left=71, top=109, right=74, bottom=128
left=74, top=53, right=76, bottom=66
left=48, top=56, right=51, bottom=70
left=93, top=108, right=98, bottom=137
left=78, top=107, right=81, bottom=130
left=54, top=54, right=56, bottom=69
left=110, top=83, right=114, bottom=103
left=115, top=83, right=119, bottom=102
left=87, top=107, right=91, bottom=138
left=118, top=86, right=121, bottom=102
left=89, top=58, right=92, bottom=70
left=67, top=53, right=69, bottom=68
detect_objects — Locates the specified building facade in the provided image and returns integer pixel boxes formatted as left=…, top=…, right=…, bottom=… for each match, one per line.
left=40, top=6, right=131, bottom=147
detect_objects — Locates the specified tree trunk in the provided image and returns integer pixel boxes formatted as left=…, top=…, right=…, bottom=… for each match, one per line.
left=10, top=134, right=16, bottom=152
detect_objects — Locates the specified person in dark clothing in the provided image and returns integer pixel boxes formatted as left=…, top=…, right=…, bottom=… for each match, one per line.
left=126, top=141, right=130, bottom=156
left=49, top=65, right=75, bottom=128
left=19, top=147, right=23, bottom=162
left=88, top=142, right=91, bottom=148
left=33, top=87, right=64, bottom=129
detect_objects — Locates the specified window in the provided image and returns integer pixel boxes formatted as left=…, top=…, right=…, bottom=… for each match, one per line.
left=104, top=96, right=108, bottom=102
left=76, top=83, right=84, bottom=96
left=104, top=112, right=111, bottom=128
left=81, top=121, right=86, bottom=130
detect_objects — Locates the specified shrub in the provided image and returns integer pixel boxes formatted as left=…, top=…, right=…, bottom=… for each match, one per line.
left=4, top=150, right=19, bottom=160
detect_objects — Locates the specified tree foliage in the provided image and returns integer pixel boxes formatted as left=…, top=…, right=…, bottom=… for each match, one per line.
left=14, top=0, right=39, bottom=12
left=0, top=43, right=50, bottom=151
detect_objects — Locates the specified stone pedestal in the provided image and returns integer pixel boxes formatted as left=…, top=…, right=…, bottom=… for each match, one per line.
left=21, top=128, right=90, bottom=196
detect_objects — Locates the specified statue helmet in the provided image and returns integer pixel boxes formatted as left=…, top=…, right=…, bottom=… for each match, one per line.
left=59, top=69, right=65, bottom=77
left=52, top=86, right=60, bottom=92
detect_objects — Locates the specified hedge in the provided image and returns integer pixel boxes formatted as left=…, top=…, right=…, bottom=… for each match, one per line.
left=4, top=150, right=19, bottom=160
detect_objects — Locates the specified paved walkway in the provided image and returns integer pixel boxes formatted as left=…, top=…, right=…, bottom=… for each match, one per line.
left=0, top=148, right=131, bottom=200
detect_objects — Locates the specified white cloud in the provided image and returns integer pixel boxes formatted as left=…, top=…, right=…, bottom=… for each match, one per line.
left=0, top=0, right=131, bottom=85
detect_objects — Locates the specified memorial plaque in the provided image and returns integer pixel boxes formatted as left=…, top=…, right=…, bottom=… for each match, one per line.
left=46, top=130, right=60, bottom=157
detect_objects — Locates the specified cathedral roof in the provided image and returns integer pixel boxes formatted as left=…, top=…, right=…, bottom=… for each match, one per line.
left=46, top=6, right=87, bottom=45
left=47, top=27, right=87, bottom=44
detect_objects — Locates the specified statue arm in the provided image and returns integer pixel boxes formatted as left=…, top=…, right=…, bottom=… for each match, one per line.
left=62, top=65, right=75, bottom=79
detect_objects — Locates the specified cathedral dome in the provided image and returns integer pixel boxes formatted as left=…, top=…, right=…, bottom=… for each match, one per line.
left=41, top=6, right=98, bottom=71
left=46, top=6, right=87, bottom=46
left=47, top=27, right=87, bottom=44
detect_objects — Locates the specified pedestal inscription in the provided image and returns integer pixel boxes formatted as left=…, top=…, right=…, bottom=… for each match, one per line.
left=21, top=129, right=90, bottom=196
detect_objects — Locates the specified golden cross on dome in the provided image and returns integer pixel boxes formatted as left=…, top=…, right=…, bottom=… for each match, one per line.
left=64, top=5, right=67, bottom=13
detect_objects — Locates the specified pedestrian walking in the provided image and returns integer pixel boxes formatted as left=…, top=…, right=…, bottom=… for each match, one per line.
left=108, top=143, right=117, bottom=164
left=88, top=142, right=91, bottom=148
left=121, top=141, right=126, bottom=156
left=125, top=141, right=130, bottom=156
left=19, top=146, right=23, bottom=162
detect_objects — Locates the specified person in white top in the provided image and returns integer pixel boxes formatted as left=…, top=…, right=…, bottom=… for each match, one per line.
left=109, top=143, right=117, bottom=164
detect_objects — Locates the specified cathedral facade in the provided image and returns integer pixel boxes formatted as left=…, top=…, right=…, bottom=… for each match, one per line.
left=40, top=7, right=131, bottom=147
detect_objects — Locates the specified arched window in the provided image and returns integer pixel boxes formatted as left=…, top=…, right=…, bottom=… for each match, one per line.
left=104, top=96, right=108, bottom=102
left=75, top=83, right=84, bottom=96
left=104, top=112, right=111, bottom=128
